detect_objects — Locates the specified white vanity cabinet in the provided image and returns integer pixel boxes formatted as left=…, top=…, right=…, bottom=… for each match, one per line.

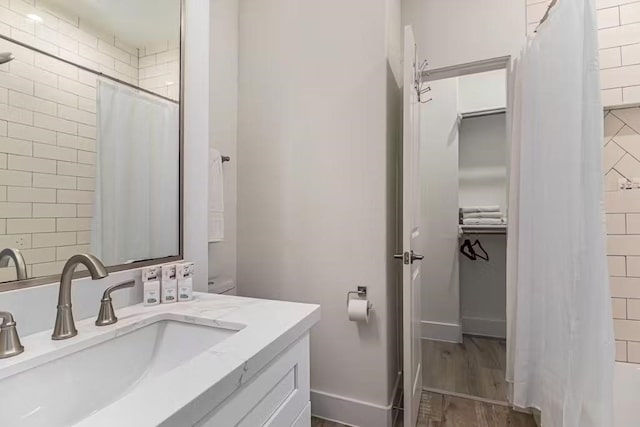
left=194, top=334, right=311, bottom=427
left=0, top=294, right=319, bottom=427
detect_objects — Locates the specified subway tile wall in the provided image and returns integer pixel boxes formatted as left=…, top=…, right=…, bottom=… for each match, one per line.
left=139, top=41, right=180, bottom=101
left=527, top=0, right=640, bottom=106
left=604, top=107, right=640, bottom=363
left=0, top=39, right=98, bottom=281
left=0, top=0, right=179, bottom=282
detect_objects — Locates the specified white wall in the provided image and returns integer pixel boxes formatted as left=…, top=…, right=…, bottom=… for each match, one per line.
left=0, top=0, right=211, bottom=335
left=458, top=117, right=507, bottom=213
left=139, top=42, right=181, bottom=101
left=419, top=77, right=461, bottom=342
left=208, top=0, right=238, bottom=285
left=402, top=0, right=526, bottom=70
left=183, top=0, right=209, bottom=290
left=459, top=234, right=507, bottom=337
left=236, top=0, right=401, bottom=425
left=458, top=69, right=507, bottom=114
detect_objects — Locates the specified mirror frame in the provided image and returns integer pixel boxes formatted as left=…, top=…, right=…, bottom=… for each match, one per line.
left=0, top=0, right=185, bottom=292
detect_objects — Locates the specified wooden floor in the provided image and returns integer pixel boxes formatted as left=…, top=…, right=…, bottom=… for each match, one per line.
left=422, top=335, right=507, bottom=402
left=311, top=417, right=349, bottom=426
left=311, top=391, right=536, bottom=427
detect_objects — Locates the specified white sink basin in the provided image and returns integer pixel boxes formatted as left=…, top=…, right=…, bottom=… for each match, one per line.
left=1, top=319, right=237, bottom=427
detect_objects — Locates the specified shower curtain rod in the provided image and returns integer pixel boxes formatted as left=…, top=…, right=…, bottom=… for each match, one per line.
left=538, top=0, right=559, bottom=28
left=0, top=34, right=179, bottom=104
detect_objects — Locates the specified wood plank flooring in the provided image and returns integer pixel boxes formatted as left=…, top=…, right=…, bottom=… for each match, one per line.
left=411, top=392, right=537, bottom=427
left=422, top=335, right=507, bottom=402
left=311, top=391, right=536, bottom=427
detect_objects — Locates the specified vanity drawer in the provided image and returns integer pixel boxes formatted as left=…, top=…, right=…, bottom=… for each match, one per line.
left=195, top=333, right=310, bottom=427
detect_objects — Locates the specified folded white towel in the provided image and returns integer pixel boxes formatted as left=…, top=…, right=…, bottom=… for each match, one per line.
left=462, top=218, right=506, bottom=225
left=460, top=205, right=501, bottom=213
left=462, top=212, right=503, bottom=219
left=209, top=148, right=224, bottom=242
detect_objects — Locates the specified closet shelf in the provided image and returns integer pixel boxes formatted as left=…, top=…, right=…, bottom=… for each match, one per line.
left=458, top=224, right=507, bottom=236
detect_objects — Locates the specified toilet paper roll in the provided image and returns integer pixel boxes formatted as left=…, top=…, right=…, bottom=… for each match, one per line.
left=348, top=298, right=370, bottom=323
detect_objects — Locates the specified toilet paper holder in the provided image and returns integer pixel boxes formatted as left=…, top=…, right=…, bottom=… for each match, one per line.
left=346, top=286, right=367, bottom=306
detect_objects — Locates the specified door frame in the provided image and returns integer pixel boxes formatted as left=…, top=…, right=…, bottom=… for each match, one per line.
left=421, top=56, right=510, bottom=83
left=398, top=54, right=514, bottom=421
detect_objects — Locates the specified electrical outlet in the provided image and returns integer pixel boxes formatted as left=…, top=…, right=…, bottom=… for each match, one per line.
left=619, top=178, right=630, bottom=190
left=14, top=236, right=25, bottom=248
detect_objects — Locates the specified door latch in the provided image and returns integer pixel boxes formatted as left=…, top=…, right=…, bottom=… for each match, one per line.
left=394, top=252, right=411, bottom=265
left=394, top=251, right=424, bottom=265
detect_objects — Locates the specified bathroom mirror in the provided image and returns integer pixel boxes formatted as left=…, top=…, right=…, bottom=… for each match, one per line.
left=0, top=0, right=183, bottom=288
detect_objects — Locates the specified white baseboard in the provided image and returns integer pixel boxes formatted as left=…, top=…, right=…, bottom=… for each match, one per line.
left=310, top=389, right=394, bottom=427
left=461, top=317, right=506, bottom=339
left=420, top=320, right=462, bottom=343
left=422, top=386, right=509, bottom=407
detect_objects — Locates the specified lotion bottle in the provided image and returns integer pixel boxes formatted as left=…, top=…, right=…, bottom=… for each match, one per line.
left=142, top=266, right=161, bottom=306
left=161, top=264, right=178, bottom=303
left=177, top=262, right=194, bottom=302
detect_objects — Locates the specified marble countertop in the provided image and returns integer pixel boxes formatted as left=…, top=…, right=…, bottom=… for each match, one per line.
left=0, top=292, right=320, bottom=426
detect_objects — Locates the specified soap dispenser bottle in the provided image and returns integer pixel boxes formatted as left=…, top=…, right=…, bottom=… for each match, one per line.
left=142, top=266, right=161, bottom=306
left=161, top=264, right=178, bottom=303
left=177, top=262, right=194, bottom=302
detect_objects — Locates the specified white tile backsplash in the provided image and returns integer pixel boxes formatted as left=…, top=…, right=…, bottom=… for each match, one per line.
left=601, top=64, right=640, bottom=89
left=609, top=255, right=627, bottom=276
left=603, top=88, right=624, bottom=106
left=626, top=256, right=640, bottom=276
left=627, top=341, right=640, bottom=362
left=601, top=46, right=623, bottom=68
left=613, top=297, right=628, bottom=318
left=599, top=7, right=622, bottom=29
left=7, top=186, right=54, bottom=203
left=626, top=213, right=640, bottom=233
left=616, top=340, right=628, bottom=361
left=623, top=85, right=640, bottom=103
left=621, top=42, right=640, bottom=64
left=621, top=1, right=640, bottom=24
left=6, top=217, right=54, bottom=233
left=627, top=298, right=640, bottom=319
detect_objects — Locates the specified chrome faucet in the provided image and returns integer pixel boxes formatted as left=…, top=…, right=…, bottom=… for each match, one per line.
left=52, top=254, right=108, bottom=340
left=0, top=311, right=23, bottom=358
left=0, top=248, right=27, bottom=281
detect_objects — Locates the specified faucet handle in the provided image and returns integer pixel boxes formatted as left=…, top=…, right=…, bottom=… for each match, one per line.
left=0, top=311, right=24, bottom=358
left=95, top=280, right=135, bottom=327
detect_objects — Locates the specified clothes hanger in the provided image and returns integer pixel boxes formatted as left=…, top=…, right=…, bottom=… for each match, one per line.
left=472, top=240, right=489, bottom=261
left=460, top=239, right=476, bottom=261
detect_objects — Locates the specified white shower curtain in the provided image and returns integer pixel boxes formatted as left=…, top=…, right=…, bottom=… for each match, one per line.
left=506, top=1, right=615, bottom=426
left=92, top=80, right=179, bottom=265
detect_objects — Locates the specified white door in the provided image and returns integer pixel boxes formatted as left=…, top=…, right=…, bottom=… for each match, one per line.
left=400, top=25, right=423, bottom=427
